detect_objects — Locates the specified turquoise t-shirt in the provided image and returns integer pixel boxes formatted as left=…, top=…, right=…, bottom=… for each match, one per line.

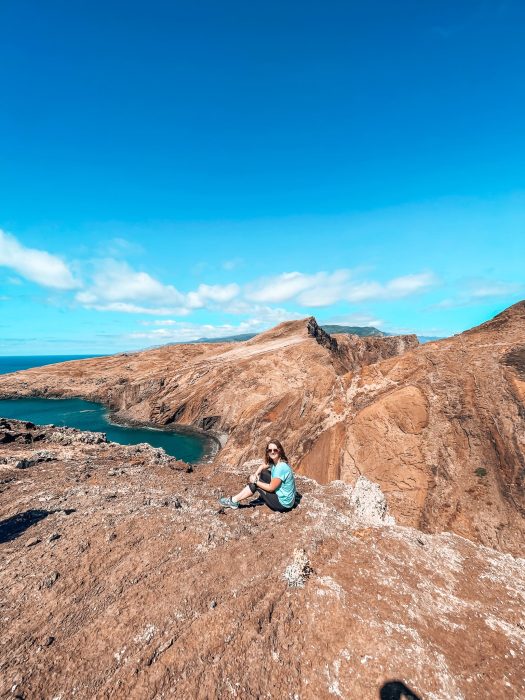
left=271, top=461, right=296, bottom=509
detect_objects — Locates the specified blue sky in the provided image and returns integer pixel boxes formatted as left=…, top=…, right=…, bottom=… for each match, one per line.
left=1, top=0, right=524, bottom=354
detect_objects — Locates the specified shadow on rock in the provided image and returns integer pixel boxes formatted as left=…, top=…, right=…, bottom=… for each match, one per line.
left=0, top=509, right=51, bottom=544
left=292, top=491, right=303, bottom=509
left=380, top=680, right=422, bottom=700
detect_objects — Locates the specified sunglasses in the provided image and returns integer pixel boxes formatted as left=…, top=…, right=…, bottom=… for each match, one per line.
left=267, top=448, right=279, bottom=453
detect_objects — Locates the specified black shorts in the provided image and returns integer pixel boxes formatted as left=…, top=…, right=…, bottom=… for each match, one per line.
left=248, top=468, right=292, bottom=513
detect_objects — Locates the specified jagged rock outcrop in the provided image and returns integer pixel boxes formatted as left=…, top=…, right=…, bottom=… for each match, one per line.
left=1, top=421, right=524, bottom=699
left=306, top=316, right=339, bottom=352
left=1, top=304, right=525, bottom=554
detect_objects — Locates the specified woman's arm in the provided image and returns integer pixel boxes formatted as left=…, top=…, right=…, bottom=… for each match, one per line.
left=250, top=465, right=265, bottom=481
left=256, top=476, right=282, bottom=493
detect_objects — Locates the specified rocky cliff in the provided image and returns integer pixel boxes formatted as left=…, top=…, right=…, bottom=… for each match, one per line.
left=1, top=419, right=524, bottom=699
left=1, top=304, right=525, bottom=555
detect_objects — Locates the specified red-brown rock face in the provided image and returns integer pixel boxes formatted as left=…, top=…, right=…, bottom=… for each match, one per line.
left=1, top=305, right=524, bottom=554
left=330, top=301, right=525, bottom=555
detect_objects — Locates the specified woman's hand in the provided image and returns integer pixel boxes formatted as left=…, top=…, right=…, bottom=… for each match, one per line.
left=249, top=473, right=258, bottom=484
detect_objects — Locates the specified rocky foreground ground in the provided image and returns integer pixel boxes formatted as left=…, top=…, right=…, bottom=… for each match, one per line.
left=1, top=419, right=524, bottom=699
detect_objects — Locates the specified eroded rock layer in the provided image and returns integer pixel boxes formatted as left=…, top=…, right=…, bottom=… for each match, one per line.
left=1, top=421, right=524, bottom=699
left=1, top=304, right=525, bottom=554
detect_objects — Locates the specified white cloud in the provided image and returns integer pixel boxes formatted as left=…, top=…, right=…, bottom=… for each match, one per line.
left=345, top=282, right=388, bottom=302
left=186, top=283, right=240, bottom=308
left=0, top=230, right=438, bottom=324
left=433, top=279, right=523, bottom=309
left=141, top=319, right=178, bottom=326
left=128, top=317, right=276, bottom=343
left=85, top=302, right=192, bottom=315
left=383, top=273, right=437, bottom=297
left=220, top=300, right=304, bottom=324
left=246, top=270, right=436, bottom=307
left=246, top=271, right=320, bottom=303
left=296, top=271, right=353, bottom=306
left=469, top=281, right=523, bottom=299
left=76, top=259, right=186, bottom=307
left=76, top=260, right=241, bottom=315
left=0, top=229, right=78, bottom=289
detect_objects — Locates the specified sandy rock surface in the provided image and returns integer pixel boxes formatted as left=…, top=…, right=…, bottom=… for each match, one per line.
left=1, top=420, right=525, bottom=699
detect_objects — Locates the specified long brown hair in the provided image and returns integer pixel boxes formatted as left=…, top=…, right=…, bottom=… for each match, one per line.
left=264, top=439, right=289, bottom=466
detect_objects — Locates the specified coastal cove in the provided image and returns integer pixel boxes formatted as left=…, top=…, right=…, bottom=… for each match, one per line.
left=0, top=397, right=215, bottom=464
left=0, top=356, right=218, bottom=463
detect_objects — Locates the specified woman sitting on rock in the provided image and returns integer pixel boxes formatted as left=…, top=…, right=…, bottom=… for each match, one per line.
left=219, top=439, right=297, bottom=512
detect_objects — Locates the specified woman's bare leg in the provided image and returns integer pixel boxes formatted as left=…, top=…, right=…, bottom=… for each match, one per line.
left=232, top=485, right=253, bottom=503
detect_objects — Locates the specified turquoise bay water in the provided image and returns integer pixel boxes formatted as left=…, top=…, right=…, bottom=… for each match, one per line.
left=0, top=397, right=209, bottom=463
left=0, top=357, right=210, bottom=463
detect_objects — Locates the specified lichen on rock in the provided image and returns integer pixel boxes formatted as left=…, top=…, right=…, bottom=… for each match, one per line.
left=349, top=475, right=396, bottom=527
left=283, top=548, right=313, bottom=588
